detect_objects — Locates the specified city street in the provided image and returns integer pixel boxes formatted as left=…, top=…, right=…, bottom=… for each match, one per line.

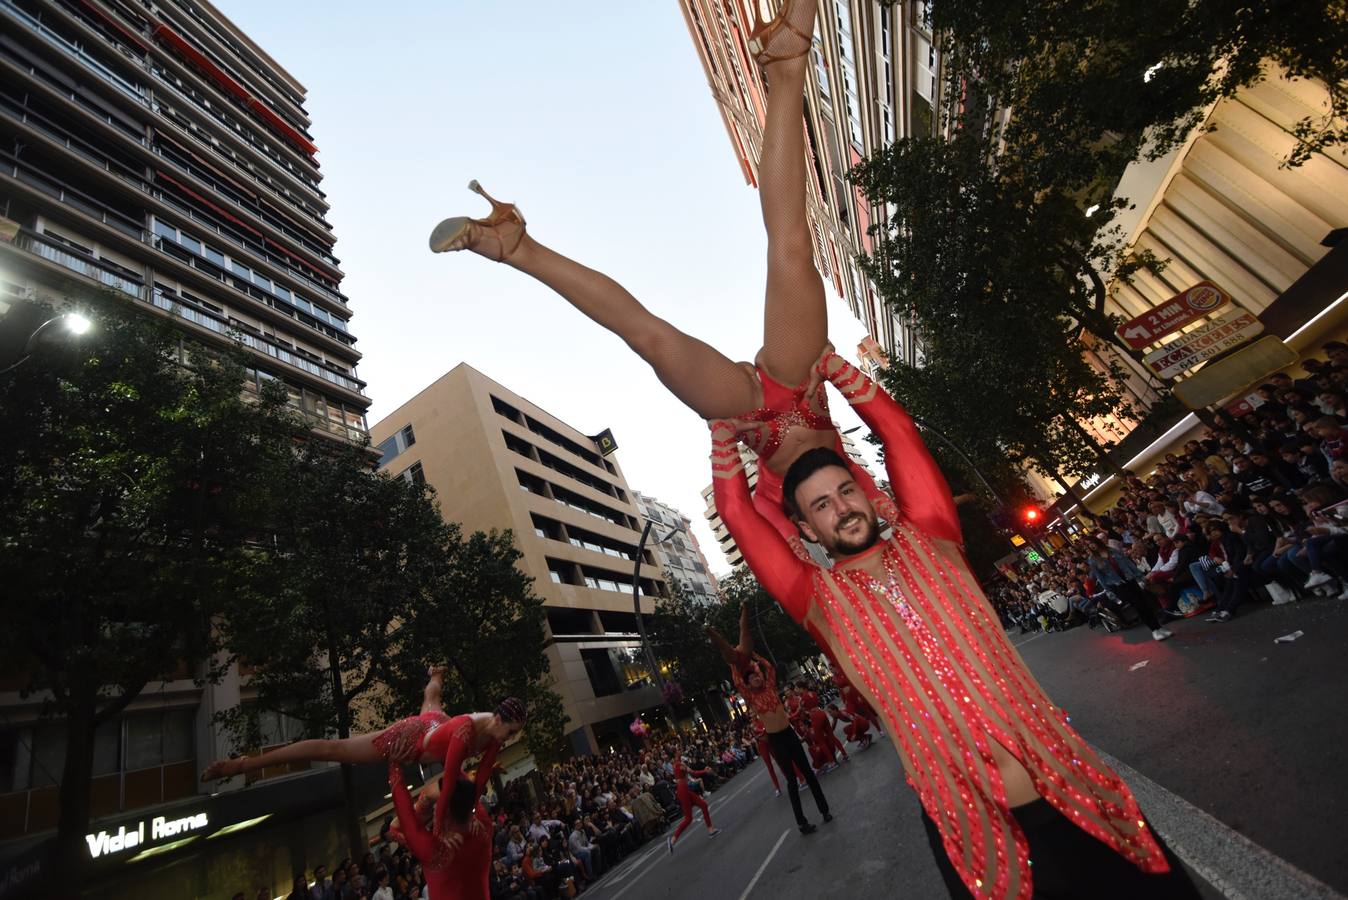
left=584, top=594, right=1348, bottom=900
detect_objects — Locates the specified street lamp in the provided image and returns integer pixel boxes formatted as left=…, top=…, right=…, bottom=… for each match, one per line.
left=631, top=518, right=685, bottom=726
left=0, top=311, right=93, bottom=375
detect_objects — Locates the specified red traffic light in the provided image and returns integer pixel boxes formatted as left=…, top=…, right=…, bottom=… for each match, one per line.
left=1022, top=507, right=1041, bottom=524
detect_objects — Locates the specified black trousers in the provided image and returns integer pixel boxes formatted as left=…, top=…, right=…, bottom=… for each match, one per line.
left=921, top=799, right=1202, bottom=899
left=1111, top=579, right=1162, bottom=631
left=765, top=727, right=828, bottom=826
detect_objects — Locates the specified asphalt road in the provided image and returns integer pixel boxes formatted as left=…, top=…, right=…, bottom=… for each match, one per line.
left=582, top=590, right=1348, bottom=900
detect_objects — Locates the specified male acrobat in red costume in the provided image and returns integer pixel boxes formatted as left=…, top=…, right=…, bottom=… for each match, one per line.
left=710, top=349, right=1202, bottom=899
left=666, top=746, right=721, bottom=852
left=386, top=762, right=494, bottom=900
left=708, top=606, right=830, bottom=835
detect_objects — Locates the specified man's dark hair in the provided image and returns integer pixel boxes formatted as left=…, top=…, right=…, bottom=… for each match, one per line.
left=449, top=777, right=477, bottom=824
left=781, top=447, right=853, bottom=518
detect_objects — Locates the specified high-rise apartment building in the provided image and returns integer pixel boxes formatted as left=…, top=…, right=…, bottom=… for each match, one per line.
left=677, top=0, right=935, bottom=366
left=0, top=1, right=373, bottom=894
left=701, top=430, right=875, bottom=571
left=371, top=364, right=669, bottom=758
left=634, top=492, right=721, bottom=605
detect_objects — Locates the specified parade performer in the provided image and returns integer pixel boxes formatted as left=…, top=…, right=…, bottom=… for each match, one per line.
left=203, top=668, right=525, bottom=835
left=709, top=605, right=830, bottom=835
left=426, top=0, right=883, bottom=561
left=807, top=704, right=848, bottom=767
left=387, top=763, right=493, bottom=900
left=709, top=349, right=1202, bottom=898
left=828, top=702, right=873, bottom=750
left=749, top=717, right=780, bottom=797
left=666, top=750, right=720, bottom=852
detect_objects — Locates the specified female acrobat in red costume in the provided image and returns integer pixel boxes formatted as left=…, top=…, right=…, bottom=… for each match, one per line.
left=665, top=743, right=721, bottom=853
left=428, top=0, right=884, bottom=553
left=202, top=667, right=525, bottom=845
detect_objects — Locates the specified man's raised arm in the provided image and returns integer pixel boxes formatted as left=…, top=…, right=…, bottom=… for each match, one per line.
left=813, top=348, right=962, bottom=545
left=709, top=420, right=813, bottom=620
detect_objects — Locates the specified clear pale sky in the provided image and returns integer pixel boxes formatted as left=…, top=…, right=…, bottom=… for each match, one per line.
left=217, top=1, right=877, bottom=573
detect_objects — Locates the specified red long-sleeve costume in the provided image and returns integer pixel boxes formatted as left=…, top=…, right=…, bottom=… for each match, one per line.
left=671, top=759, right=714, bottom=840
left=388, top=762, right=493, bottom=900
left=711, top=351, right=1170, bottom=900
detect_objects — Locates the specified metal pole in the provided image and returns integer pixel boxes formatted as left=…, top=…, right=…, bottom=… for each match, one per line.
left=632, top=520, right=679, bottom=727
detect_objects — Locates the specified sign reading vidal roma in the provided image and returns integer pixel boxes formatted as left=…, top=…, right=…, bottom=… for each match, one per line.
left=1116, top=281, right=1232, bottom=350
left=85, top=811, right=209, bottom=858
left=1143, top=311, right=1264, bottom=379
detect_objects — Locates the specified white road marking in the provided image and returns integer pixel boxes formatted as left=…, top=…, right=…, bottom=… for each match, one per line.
left=1012, top=632, right=1048, bottom=648
left=736, top=828, right=790, bottom=900
left=1096, top=748, right=1346, bottom=900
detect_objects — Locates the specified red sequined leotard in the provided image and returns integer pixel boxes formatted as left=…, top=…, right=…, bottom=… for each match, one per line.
left=711, top=352, right=1170, bottom=900
left=374, top=713, right=499, bottom=837
left=736, top=365, right=890, bottom=561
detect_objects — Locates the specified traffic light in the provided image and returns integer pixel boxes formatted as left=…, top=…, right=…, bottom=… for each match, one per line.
left=1020, top=507, right=1044, bottom=534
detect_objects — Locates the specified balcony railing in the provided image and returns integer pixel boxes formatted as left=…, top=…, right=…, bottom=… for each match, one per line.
left=18, top=231, right=144, bottom=298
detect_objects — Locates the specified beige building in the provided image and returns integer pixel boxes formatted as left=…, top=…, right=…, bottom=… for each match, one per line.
left=677, top=0, right=935, bottom=366
left=635, top=492, right=721, bottom=605
left=370, top=364, right=668, bottom=756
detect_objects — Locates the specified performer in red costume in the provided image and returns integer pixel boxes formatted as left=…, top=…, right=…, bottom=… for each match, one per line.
left=828, top=702, right=873, bottom=750
left=666, top=748, right=721, bottom=852
left=710, top=349, right=1202, bottom=899
left=709, top=605, right=830, bottom=835
left=387, top=763, right=493, bottom=900
left=807, top=704, right=848, bottom=767
left=203, top=667, right=526, bottom=830
left=749, top=718, right=782, bottom=798
left=426, top=0, right=883, bottom=563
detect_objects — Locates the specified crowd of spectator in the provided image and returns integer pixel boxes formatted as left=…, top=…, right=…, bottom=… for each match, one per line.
left=274, top=717, right=766, bottom=900
left=994, top=345, right=1348, bottom=638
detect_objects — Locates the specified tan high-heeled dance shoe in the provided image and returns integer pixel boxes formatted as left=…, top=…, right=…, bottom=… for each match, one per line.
left=428, top=180, right=526, bottom=262
left=747, top=0, right=817, bottom=67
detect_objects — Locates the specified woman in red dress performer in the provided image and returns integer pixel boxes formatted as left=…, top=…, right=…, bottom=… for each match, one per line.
left=665, top=747, right=721, bottom=853
left=387, top=763, right=493, bottom=900
left=426, top=0, right=883, bottom=562
left=202, top=667, right=526, bottom=830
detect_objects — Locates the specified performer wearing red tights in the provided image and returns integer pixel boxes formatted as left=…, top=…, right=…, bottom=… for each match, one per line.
left=666, top=753, right=720, bottom=852
left=807, top=705, right=848, bottom=767
left=387, top=763, right=493, bottom=900
left=426, top=0, right=886, bottom=565
left=827, top=703, right=873, bottom=749
left=749, top=718, right=781, bottom=797
left=710, top=348, right=1202, bottom=899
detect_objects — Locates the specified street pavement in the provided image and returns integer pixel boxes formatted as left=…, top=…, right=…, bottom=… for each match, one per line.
left=582, top=591, right=1347, bottom=900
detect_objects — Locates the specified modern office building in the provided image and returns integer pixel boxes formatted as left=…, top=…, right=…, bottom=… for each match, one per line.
left=0, top=0, right=371, bottom=895
left=634, top=492, right=721, bottom=605
left=370, top=364, right=669, bottom=757
left=700, top=430, right=876, bottom=571
left=677, top=0, right=935, bottom=365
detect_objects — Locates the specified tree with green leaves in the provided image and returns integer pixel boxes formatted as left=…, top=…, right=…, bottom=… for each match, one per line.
left=212, top=436, right=451, bottom=856
left=0, top=299, right=296, bottom=893
left=930, top=0, right=1347, bottom=176
left=215, top=443, right=567, bottom=854
left=380, top=527, right=568, bottom=769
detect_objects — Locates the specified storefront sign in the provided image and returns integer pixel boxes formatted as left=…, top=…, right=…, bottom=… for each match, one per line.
left=1172, top=336, right=1297, bottom=410
left=85, top=812, right=208, bottom=858
left=1143, top=311, right=1263, bottom=378
left=1116, top=281, right=1232, bottom=350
